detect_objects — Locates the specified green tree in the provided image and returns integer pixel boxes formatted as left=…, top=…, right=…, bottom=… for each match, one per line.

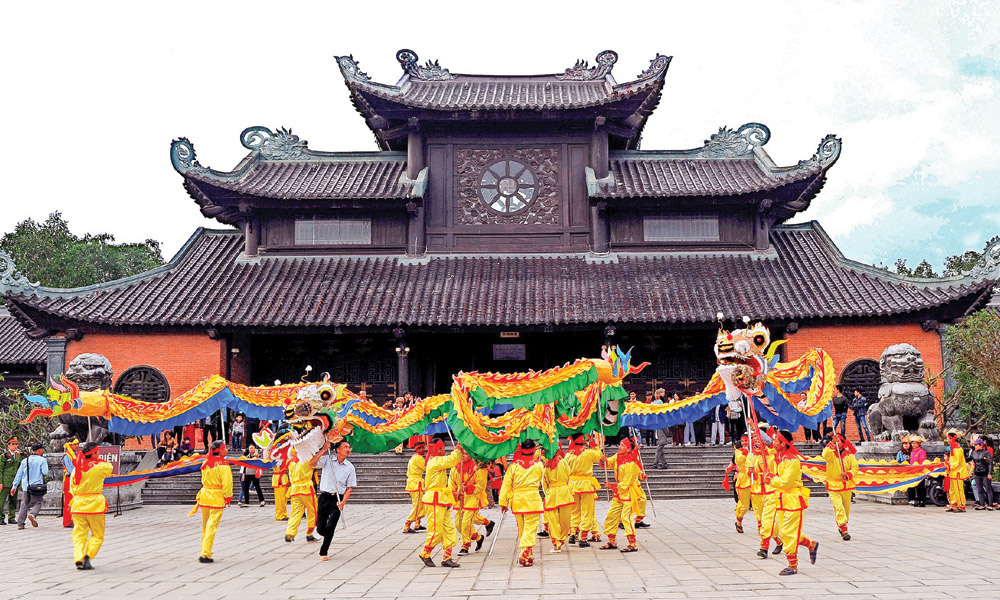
left=0, top=381, right=53, bottom=448
left=943, top=250, right=983, bottom=276
left=892, top=258, right=939, bottom=278
left=942, top=310, right=1000, bottom=432
left=0, top=212, right=163, bottom=289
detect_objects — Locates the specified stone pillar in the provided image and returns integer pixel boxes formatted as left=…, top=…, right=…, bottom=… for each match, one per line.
left=395, top=343, right=411, bottom=396
left=43, top=337, right=67, bottom=382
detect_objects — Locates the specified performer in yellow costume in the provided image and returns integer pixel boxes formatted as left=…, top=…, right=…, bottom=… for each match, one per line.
left=190, top=441, right=233, bottom=563
left=753, top=427, right=784, bottom=558
left=61, top=438, right=80, bottom=529
left=418, top=438, right=464, bottom=568
left=285, top=442, right=326, bottom=542
left=723, top=434, right=754, bottom=533
left=565, top=433, right=603, bottom=546
left=451, top=451, right=495, bottom=555
left=763, top=430, right=819, bottom=576
left=542, top=444, right=573, bottom=552
left=821, top=433, right=859, bottom=540
left=403, top=439, right=427, bottom=534
left=944, top=429, right=969, bottom=512
left=69, top=442, right=113, bottom=570
left=271, top=454, right=290, bottom=521
left=599, top=436, right=641, bottom=552
left=499, top=439, right=545, bottom=567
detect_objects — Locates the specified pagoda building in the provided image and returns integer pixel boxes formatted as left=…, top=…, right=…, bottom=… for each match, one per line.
left=3, top=50, right=998, bottom=437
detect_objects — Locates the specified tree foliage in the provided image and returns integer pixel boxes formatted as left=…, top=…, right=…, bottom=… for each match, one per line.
left=0, top=381, right=53, bottom=448
left=943, top=310, right=1000, bottom=432
left=943, top=250, right=983, bottom=277
left=892, top=258, right=939, bottom=278
left=0, top=212, right=164, bottom=289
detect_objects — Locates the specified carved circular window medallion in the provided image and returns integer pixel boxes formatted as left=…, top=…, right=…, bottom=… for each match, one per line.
left=114, top=365, right=171, bottom=403
left=478, top=159, right=538, bottom=215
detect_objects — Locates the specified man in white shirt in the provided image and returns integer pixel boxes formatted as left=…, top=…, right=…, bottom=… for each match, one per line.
left=11, top=443, right=49, bottom=529
left=315, top=439, right=357, bottom=561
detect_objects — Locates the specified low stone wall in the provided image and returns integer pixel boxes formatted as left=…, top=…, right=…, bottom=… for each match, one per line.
left=856, top=441, right=947, bottom=504
left=37, top=451, right=155, bottom=516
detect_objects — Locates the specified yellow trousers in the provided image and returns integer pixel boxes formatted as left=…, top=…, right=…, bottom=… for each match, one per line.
left=545, top=505, right=572, bottom=546
left=273, top=486, right=288, bottom=520
left=421, top=504, right=457, bottom=558
left=947, top=478, right=966, bottom=509
left=455, top=509, right=484, bottom=546
left=200, top=508, right=223, bottom=559
left=758, top=493, right=779, bottom=543
left=776, top=508, right=813, bottom=557
left=286, top=494, right=317, bottom=538
left=750, top=492, right=766, bottom=528
left=735, top=488, right=752, bottom=521
left=405, top=491, right=425, bottom=526
left=828, top=490, right=852, bottom=527
left=514, top=512, right=541, bottom=549
left=570, top=493, right=597, bottom=535
left=603, top=498, right=635, bottom=536
left=72, top=514, right=105, bottom=564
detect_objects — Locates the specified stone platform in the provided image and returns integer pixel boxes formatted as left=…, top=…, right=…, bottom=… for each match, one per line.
left=3, top=498, right=995, bottom=599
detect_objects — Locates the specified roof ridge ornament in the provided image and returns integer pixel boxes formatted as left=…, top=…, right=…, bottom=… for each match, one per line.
left=698, top=123, right=771, bottom=158
left=170, top=138, right=210, bottom=175
left=962, top=236, right=1000, bottom=279
left=0, top=249, right=40, bottom=292
left=396, top=49, right=456, bottom=81
left=556, top=50, right=618, bottom=81
left=241, top=126, right=309, bottom=160
left=335, top=55, right=371, bottom=82
left=636, top=54, right=672, bottom=80
left=790, top=134, right=843, bottom=170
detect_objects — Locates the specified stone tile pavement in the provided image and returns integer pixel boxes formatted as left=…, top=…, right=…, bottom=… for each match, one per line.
left=3, top=498, right=997, bottom=599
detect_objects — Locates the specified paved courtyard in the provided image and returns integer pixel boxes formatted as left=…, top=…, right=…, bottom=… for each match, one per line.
left=3, top=498, right=996, bottom=599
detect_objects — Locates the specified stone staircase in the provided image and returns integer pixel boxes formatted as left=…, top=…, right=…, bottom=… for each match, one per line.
left=141, top=444, right=828, bottom=505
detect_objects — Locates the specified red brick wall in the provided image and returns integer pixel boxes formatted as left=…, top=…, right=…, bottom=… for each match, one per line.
left=783, top=322, right=944, bottom=442
left=66, top=332, right=224, bottom=403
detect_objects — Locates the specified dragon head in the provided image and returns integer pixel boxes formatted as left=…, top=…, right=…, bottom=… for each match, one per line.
left=715, top=321, right=773, bottom=399
left=269, top=374, right=353, bottom=460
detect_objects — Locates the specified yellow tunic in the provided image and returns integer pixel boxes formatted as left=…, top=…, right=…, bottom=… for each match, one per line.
left=69, top=462, right=113, bottom=515
left=405, top=453, right=426, bottom=492
left=748, top=447, right=777, bottom=495
left=421, top=449, right=463, bottom=507
left=770, top=454, right=810, bottom=512
left=604, top=455, right=640, bottom=502
left=194, top=463, right=234, bottom=510
left=450, top=464, right=488, bottom=510
left=542, top=458, right=573, bottom=510
left=821, top=448, right=859, bottom=492
left=499, top=461, right=544, bottom=514
left=734, top=450, right=752, bottom=489
left=566, top=448, right=603, bottom=495
left=287, top=461, right=316, bottom=497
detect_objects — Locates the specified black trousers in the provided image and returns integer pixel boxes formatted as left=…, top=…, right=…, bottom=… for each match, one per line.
left=240, top=475, right=264, bottom=503
left=317, top=491, right=343, bottom=556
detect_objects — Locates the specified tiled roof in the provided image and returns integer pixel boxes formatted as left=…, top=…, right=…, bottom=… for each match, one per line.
left=0, top=310, right=45, bottom=364
left=184, top=155, right=412, bottom=200
left=4, top=224, right=997, bottom=329
left=596, top=156, right=821, bottom=198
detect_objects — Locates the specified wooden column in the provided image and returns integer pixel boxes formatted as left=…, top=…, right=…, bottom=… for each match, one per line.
left=407, top=118, right=424, bottom=179
left=244, top=218, right=260, bottom=256
left=407, top=205, right=426, bottom=256
left=590, top=117, right=609, bottom=179
left=591, top=201, right=610, bottom=254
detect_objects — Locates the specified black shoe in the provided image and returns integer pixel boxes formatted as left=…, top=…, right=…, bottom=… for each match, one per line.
left=475, top=536, right=485, bottom=551
left=306, top=535, right=317, bottom=542
left=538, top=530, right=549, bottom=537
left=457, top=548, right=469, bottom=556
left=198, top=556, right=214, bottom=564
left=579, top=540, right=590, bottom=548
left=420, top=556, right=436, bottom=567
left=415, top=525, right=427, bottom=531
left=284, top=535, right=293, bottom=543
left=618, top=522, right=624, bottom=530
left=75, top=561, right=84, bottom=570
left=635, top=521, right=651, bottom=528
left=772, top=539, right=783, bottom=554
left=484, top=520, right=495, bottom=537
left=567, top=534, right=577, bottom=544
left=82, top=556, right=93, bottom=570
left=757, top=549, right=768, bottom=559
left=440, top=559, right=460, bottom=568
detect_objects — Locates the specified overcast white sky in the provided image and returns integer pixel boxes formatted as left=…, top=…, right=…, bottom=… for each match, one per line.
left=2, top=0, right=998, bottom=272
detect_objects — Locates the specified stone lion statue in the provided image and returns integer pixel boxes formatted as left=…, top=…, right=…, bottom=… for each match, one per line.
left=866, top=343, right=938, bottom=442
left=48, top=353, right=113, bottom=447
